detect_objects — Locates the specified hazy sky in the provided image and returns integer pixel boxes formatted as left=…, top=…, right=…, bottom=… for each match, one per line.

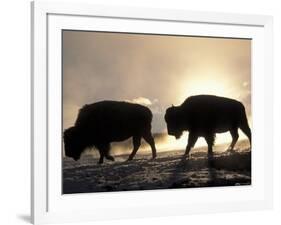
left=63, top=31, right=251, bottom=135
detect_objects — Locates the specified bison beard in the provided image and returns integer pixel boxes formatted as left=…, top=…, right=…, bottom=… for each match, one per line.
left=63, top=101, right=157, bottom=164
left=165, top=95, right=251, bottom=158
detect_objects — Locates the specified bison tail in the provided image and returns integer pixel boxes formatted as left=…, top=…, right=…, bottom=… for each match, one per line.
left=239, top=107, right=251, bottom=145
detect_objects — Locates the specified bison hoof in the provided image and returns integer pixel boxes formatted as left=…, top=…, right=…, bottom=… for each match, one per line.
left=106, top=156, right=115, bottom=161
left=98, top=161, right=104, bottom=164
left=127, top=157, right=133, bottom=161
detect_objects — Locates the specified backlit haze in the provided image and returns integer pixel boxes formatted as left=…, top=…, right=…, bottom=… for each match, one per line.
left=63, top=31, right=251, bottom=153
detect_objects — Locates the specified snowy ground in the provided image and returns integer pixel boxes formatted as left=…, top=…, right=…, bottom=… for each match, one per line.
left=63, top=140, right=251, bottom=194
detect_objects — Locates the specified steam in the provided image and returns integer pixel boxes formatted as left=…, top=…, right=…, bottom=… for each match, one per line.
left=126, top=97, right=152, bottom=106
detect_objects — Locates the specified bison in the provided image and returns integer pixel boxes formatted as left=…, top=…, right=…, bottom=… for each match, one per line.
left=64, top=101, right=157, bottom=163
left=164, top=95, right=251, bottom=157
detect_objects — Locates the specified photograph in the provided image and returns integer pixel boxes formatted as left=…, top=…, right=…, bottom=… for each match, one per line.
left=62, top=30, right=252, bottom=194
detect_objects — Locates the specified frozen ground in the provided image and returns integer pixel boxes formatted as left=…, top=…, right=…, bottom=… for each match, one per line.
left=63, top=140, right=251, bottom=194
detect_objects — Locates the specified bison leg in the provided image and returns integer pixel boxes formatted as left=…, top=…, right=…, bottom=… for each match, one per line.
left=96, top=143, right=111, bottom=164
left=127, top=136, right=141, bottom=161
left=205, top=134, right=215, bottom=157
left=184, top=132, right=198, bottom=157
left=143, top=133, right=157, bottom=159
left=103, top=143, right=114, bottom=161
left=98, top=150, right=104, bottom=164
left=228, top=129, right=239, bottom=151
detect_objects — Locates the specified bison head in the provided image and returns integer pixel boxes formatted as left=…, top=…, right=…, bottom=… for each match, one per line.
left=63, top=126, right=86, bottom=161
left=164, top=106, right=184, bottom=139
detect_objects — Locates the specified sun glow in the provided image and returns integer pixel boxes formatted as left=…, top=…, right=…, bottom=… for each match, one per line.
left=176, top=71, right=237, bottom=105
left=155, top=132, right=249, bottom=153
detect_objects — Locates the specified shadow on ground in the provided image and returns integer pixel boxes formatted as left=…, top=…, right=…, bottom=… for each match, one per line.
left=63, top=148, right=251, bottom=194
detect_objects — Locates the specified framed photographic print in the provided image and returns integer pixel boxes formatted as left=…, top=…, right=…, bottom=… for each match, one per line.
left=31, top=1, right=273, bottom=224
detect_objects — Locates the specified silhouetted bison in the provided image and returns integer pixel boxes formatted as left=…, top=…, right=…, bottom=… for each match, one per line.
left=165, top=95, right=251, bottom=157
left=64, top=101, right=157, bottom=163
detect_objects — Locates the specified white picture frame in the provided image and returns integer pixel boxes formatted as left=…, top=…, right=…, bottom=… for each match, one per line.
left=31, top=1, right=273, bottom=224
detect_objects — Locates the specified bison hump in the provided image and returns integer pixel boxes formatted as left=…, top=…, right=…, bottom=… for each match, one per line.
left=74, top=101, right=152, bottom=127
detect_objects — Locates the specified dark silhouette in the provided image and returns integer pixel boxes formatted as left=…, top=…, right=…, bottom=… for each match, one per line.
left=165, top=95, right=251, bottom=157
left=64, top=101, right=157, bottom=163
